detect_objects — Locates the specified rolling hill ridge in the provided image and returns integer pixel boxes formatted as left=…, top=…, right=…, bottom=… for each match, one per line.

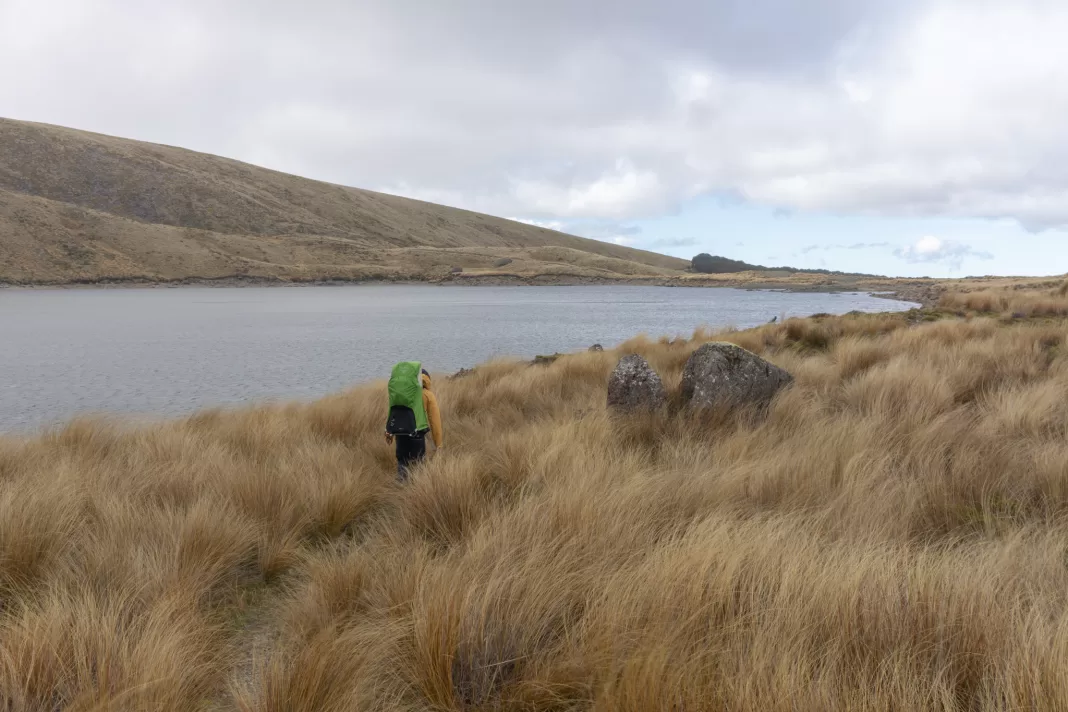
left=0, top=118, right=688, bottom=285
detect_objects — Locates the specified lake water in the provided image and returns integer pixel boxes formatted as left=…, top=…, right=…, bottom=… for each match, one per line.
left=0, top=285, right=913, bottom=432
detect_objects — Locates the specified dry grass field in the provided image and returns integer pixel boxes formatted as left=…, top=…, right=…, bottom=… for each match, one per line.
left=3, top=280, right=1068, bottom=710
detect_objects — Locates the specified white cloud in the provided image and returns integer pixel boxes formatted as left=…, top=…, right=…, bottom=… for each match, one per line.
left=716, top=2, right=1068, bottom=230
left=895, top=236, right=994, bottom=270
left=506, top=217, right=566, bottom=232
left=905, top=236, right=946, bottom=258
left=510, top=160, right=669, bottom=219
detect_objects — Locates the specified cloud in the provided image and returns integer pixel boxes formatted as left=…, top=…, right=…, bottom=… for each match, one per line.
left=3, top=0, right=1067, bottom=230
left=894, top=236, right=994, bottom=270
left=802, top=241, right=893, bottom=253
left=510, top=161, right=670, bottom=219
left=648, top=236, right=698, bottom=249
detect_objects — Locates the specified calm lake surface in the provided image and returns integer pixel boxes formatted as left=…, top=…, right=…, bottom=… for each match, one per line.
left=0, top=285, right=913, bottom=432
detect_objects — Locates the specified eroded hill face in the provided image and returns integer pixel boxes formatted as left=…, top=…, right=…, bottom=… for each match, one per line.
left=0, top=118, right=688, bottom=284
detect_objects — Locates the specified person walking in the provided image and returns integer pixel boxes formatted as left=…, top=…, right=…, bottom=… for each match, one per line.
left=384, top=362, right=443, bottom=480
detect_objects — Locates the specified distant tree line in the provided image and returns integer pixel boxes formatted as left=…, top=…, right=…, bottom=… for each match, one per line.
left=690, top=254, right=765, bottom=273
left=689, top=253, right=883, bottom=278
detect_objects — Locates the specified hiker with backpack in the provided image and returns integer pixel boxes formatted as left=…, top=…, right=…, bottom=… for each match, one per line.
left=384, top=362, right=443, bottom=480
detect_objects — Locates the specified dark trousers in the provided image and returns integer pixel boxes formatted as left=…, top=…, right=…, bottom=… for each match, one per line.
left=395, top=433, right=427, bottom=481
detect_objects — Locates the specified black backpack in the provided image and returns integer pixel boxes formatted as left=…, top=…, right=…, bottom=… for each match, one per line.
left=386, top=404, right=418, bottom=436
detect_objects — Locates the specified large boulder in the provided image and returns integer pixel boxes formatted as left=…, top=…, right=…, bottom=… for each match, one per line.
left=681, top=342, right=793, bottom=411
left=607, top=354, right=666, bottom=411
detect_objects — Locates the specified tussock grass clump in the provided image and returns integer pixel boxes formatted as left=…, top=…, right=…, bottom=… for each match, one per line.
left=941, top=283, right=1068, bottom=317
left=4, top=297, right=1068, bottom=709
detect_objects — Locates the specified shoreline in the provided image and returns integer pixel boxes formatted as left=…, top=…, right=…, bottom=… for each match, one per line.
left=0, top=273, right=939, bottom=307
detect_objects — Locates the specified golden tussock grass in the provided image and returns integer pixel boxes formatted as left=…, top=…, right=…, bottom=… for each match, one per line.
left=3, top=295, right=1068, bottom=710
left=940, top=279, right=1068, bottom=317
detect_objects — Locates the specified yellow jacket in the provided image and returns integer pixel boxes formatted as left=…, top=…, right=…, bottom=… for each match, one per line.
left=421, top=373, right=443, bottom=448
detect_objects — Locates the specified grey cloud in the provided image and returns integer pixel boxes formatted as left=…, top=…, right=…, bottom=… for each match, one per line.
left=196, top=0, right=914, bottom=75
left=0, top=0, right=1063, bottom=231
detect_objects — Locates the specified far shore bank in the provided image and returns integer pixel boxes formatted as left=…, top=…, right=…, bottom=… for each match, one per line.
left=0, top=272, right=940, bottom=307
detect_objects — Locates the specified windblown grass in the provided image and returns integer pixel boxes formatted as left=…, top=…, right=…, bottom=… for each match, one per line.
left=3, top=297, right=1068, bottom=709
left=940, top=279, right=1068, bottom=317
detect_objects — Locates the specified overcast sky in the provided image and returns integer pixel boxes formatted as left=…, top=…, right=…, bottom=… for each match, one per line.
left=2, top=0, right=1067, bottom=277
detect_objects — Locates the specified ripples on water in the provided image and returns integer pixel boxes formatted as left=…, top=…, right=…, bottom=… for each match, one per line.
left=0, top=285, right=913, bottom=432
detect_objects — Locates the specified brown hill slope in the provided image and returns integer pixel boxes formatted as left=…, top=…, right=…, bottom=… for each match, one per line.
left=0, top=118, right=688, bottom=284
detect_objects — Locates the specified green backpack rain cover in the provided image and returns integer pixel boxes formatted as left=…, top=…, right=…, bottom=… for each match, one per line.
left=386, top=361, right=428, bottom=434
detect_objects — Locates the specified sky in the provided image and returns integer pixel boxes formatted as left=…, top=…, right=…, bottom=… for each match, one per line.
left=2, top=0, right=1066, bottom=277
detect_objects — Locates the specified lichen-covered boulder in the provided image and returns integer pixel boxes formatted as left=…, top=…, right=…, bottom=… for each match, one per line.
left=681, top=342, right=793, bottom=411
left=607, top=354, right=666, bottom=411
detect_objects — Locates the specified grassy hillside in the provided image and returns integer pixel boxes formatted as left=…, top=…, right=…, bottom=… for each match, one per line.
left=0, top=118, right=688, bottom=284
left=3, top=280, right=1068, bottom=709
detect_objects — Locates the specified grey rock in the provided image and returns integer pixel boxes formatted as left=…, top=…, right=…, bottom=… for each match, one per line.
left=681, top=342, right=793, bottom=411
left=607, top=354, right=666, bottom=411
left=493, top=257, right=513, bottom=268
left=532, top=353, right=563, bottom=366
left=449, top=266, right=463, bottom=274
left=589, top=343, right=604, bottom=352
